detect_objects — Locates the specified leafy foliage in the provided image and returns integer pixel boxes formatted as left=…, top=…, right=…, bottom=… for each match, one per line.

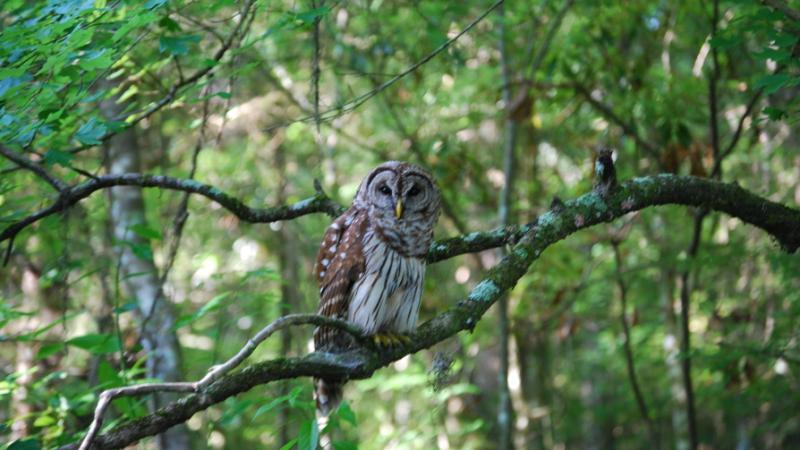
left=1, top=0, right=799, bottom=449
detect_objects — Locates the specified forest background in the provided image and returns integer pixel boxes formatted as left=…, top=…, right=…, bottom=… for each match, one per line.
left=1, top=0, right=799, bottom=449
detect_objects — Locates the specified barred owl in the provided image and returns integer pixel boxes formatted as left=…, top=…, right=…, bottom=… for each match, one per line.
left=313, top=161, right=441, bottom=416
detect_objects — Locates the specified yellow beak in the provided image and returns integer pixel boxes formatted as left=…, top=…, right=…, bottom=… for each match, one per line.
left=395, top=199, right=404, bottom=219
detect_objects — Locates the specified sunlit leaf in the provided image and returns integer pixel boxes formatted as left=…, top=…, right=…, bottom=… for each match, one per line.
left=173, top=292, right=232, bottom=330
left=297, top=419, right=319, bottom=450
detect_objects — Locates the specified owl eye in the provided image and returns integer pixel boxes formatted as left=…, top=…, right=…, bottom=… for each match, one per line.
left=378, top=185, right=392, bottom=195
left=407, top=185, right=421, bottom=196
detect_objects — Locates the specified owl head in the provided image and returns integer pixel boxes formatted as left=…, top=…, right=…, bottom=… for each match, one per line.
left=354, top=161, right=441, bottom=256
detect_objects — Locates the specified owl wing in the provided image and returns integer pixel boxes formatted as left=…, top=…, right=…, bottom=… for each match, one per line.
left=314, top=208, right=368, bottom=350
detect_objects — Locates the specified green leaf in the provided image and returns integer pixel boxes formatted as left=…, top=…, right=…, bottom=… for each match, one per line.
left=129, top=223, right=162, bottom=241
left=33, top=415, right=55, bottom=427
left=172, top=292, right=232, bottom=330
left=297, top=419, right=319, bottom=450
left=252, top=386, right=303, bottom=419
left=337, top=401, right=357, bottom=426
left=279, top=439, right=297, bottom=450
left=43, top=149, right=75, bottom=167
left=117, top=84, right=139, bottom=103
left=296, top=6, right=331, bottom=25
left=763, top=106, right=786, bottom=121
left=709, top=34, right=740, bottom=50
left=219, top=398, right=257, bottom=426
left=159, top=35, right=202, bottom=56
left=113, top=302, right=139, bottom=314
left=67, top=333, right=121, bottom=354
left=145, top=0, right=168, bottom=9
left=242, top=268, right=279, bottom=282
left=75, top=117, right=108, bottom=145
left=97, top=359, right=124, bottom=387
left=8, top=439, right=42, bottom=450
left=78, top=50, right=114, bottom=70
left=36, top=342, right=64, bottom=360
left=113, top=11, right=158, bottom=41
left=754, top=73, right=792, bottom=95
left=333, top=441, right=359, bottom=450
left=127, top=241, right=154, bottom=261
left=158, top=17, right=181, bottom=32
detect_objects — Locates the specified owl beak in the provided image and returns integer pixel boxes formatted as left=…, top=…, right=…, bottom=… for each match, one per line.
left=394, top=199, right=404, bottom=219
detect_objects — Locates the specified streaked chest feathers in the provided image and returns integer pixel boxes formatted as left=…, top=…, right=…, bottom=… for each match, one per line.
left=347, top=229, right=425, bottom=334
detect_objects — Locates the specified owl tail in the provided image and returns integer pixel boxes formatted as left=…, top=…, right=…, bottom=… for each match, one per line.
left=314, top=377, right=343, bottom=417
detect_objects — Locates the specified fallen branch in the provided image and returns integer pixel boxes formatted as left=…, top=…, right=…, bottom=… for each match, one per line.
left=59, top=170, right=800, bottom=449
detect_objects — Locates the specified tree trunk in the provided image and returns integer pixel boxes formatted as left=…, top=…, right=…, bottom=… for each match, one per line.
left=662, top=268, right=690, bottom=450
left=9, top=260, right=64, bottom=441
left=274, top=142, right=302, bottom=446
left=101, top=96, right=193, bottom=450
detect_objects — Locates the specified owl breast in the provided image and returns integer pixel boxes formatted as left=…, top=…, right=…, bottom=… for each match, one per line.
left=347, top=228, right=425, bottom=334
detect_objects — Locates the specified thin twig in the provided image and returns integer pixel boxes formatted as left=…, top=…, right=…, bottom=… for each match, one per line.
left=711, top=88, right=763, bottom=177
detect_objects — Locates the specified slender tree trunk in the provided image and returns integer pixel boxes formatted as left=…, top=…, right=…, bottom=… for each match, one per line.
left=496, top=4, right=518, bottom=448
left=9, top=260, right=63, bottom=441
left=273, top=142, right=302, bottom=446
left=101, top=96, right=192, bottom=450
left=662, top=268, right=690, bottom=450
left=515, top=324, right=552, bottom=450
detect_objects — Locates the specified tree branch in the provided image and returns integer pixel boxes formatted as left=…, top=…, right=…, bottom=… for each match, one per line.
left=0, top=145, right=68, bottom=192
left=760, top=0, right=800, bottom=22
left=0, top=174, right=344, bottom=246
left=59, top=169, right=800, bottom=449
left=76, top=314, right=363, bottom=450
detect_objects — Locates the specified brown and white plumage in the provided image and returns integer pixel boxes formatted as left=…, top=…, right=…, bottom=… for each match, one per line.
left=313, top=161, right=441, bottom=416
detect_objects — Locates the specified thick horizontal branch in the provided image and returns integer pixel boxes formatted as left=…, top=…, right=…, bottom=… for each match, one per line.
left=60, top=173, right=800, bottom=449
left=0, top=171, right=522, bottom=263
left=0, top=174, right=345, bottom=245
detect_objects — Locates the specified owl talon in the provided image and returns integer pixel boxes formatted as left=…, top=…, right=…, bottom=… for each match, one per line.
left=372, top=332, right=411, bottom=348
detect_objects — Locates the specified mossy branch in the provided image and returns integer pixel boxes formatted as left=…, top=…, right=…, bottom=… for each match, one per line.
left=59, top=171, right=800, bottom=449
